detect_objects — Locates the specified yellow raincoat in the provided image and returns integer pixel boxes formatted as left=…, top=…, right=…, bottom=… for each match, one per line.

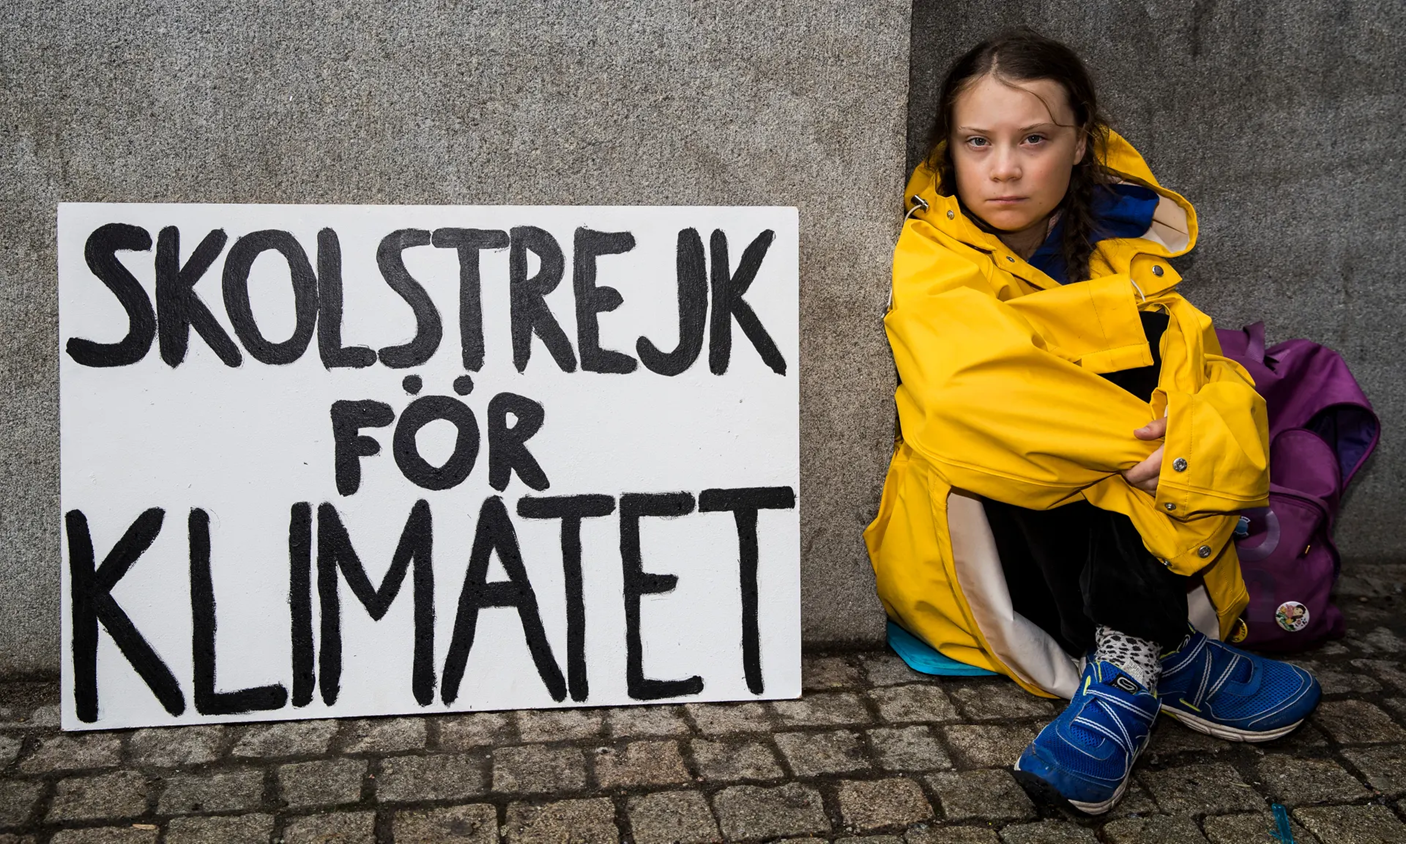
left=865, top=132, right=1269, bottom=698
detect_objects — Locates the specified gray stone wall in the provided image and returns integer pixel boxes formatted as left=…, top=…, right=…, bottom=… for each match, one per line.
left=910, top=1, right=1404, bottom=562
left=1, top=1, right=910, bottom=672
left=9, top=0, right=1399, bottom=676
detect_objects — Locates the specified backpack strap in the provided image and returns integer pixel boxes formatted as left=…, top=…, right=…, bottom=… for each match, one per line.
left=1245, top=321, right=1265, bottom=363
left=1215, top=322, right=1267, bottom=365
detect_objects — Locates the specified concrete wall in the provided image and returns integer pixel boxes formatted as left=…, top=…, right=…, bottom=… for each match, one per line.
left=910, top=1, right=1405, bottom=563
left=0, top=0, right=910, bottom=673
left=8, top=0, right=1400, bottom=675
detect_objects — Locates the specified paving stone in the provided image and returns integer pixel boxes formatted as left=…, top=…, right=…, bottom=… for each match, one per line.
left=691, top=738, right=784, bottom=781
left=393, top=804, right=498, bottom=844
left=940, top=724, right=1036, bottom=768
left=836, top=777, right=933, bottom=832
left=516, top=708, right=605, bottom=743
left=166, top=814, right=274, bottom=844
left=282, top=810, right=376, bottom=844
left=775, top=730, right=870, bottom=776
left=905, top=826, right=1000, bottom=844
left=0, top=736, right=22, bottom=768
left=27, top=707, right=60, bottom=729
left=869, top=726, right=951, bottom=771
left=1260, top=722, right=1329, bottom=748
left=1294, top=803, right=1406, bottom=843
left=604, top=706, right=691, bottom=738
left=19, top=734, right=121, bottom=773
left=504, top=798, right=618, bottom=844
left=0, top=705, right=36, bottom=731
left=339, top=717, right=427, bottom=753
left=437, top=711, right=516, bottom=749
left=1137, top=764, right=1266, bottom=815
left=1100, top=781, right=1160, bottom=820
left=947, top=683, right=1056, bottom=720
left=231, top=720, right=338, bottom=758
left=997, top=821, right=1098, bottom=843
left=858, top=652, right=926, bottom=687
left=773, top=692, right=872, bottom=727
left=1145, top=720, right=1231, bottom=763
left=1352, top=659, right=1406, bottom=691
left=46, top=771, right=148, bottom=822
left=1203, top=812, right=1318, bottom=844
left=0, top=836, right=36, bottom=844
left=803, top=656, right=863, bottom=691
left=869, top=685, right=958, bottom=724
left=1306, top=668, right=1382, bottom=695
left=1326, top=639, right=1359, bottom=655
left=1358, top=626, right=1406, bottom=654
left=1343, top=745, right=1406, bottom=796
left=627, top=790, right=720, bottom=844
left=278, top=758, right=366, bottom=808
left=925, top=769, right=1035, bottom=822
left=836, top=837, right=904, bottom=844
left=1253, top=754, right=1370, bottom=805
left=1102, top=815, right=1210, bottom=844
left=128, top=726, right=224, bottom=767
left=50, top=828, right=160, bottom=844
left=712, top=783, right=829, bottom=840
left=684, top=702, right=773, bottom=734
left=494, top=745, right=587, bottom=794
left=157, top=768, right=264, bottom=815
left=0, top=780, right=44, bottom=826
left=593, top=740, right=690, bottom=788
left=1313, top=701, right=1406, bottom=744
left=378, top=753, right=488, bottom=802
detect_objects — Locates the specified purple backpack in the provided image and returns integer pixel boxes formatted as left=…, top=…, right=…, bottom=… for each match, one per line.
left=1216, top=323, right=1380, bottom=651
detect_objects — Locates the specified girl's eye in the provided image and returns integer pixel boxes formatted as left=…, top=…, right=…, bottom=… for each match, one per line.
left=1024, top=134, right=1047, bottom=145
left=966, top=137, right=990, bottom=148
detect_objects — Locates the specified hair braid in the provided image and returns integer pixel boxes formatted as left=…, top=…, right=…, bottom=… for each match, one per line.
left=1060, top=133, right=1108, bottom=283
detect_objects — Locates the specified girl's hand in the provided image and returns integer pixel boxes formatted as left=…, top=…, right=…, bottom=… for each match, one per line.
left=1122, top=418, right=1167, bottom=493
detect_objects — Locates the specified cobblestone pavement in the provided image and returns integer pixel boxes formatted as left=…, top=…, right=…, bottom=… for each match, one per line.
left=1, top=563, right=1403, bottom=843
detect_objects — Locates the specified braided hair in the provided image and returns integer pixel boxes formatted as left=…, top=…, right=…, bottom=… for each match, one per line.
left=927, top=29, right=1112, bottom=284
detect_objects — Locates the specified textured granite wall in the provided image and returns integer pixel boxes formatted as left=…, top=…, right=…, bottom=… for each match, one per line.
left=910, top=1, right=1404, bottom=564
left=1, top=1, right=909, bottom=672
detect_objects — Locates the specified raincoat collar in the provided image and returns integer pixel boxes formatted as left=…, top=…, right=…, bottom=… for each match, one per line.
left=1029, top=183, right=1160, bottom=285
left=904, top=131, right=1199, bottom=277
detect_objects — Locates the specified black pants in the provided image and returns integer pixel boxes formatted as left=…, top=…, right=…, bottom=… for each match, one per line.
left=981, top=312, right=1188, bottom=654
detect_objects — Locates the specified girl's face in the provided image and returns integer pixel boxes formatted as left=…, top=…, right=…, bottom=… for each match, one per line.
left=949, top=74, right=1087, bottom=237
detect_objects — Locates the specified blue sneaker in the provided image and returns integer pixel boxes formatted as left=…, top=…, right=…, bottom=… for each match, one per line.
left=1158, top=631, right=1320, bottom=742
left=1013, top=660, right=1158, bottom=815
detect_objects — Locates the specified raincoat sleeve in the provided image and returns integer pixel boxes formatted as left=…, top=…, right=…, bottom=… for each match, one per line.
left=889, top=221, right=1269, bottom=523
left=887, top=220, right=1164, bottom=510
left=1151, top=353, right=1270, bottom=518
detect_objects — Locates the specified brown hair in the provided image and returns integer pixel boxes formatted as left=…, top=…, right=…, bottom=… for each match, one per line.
left=928, top=28, right=1112, bottom=283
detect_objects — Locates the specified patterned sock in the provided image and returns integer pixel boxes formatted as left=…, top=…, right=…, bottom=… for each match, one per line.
left=1094, top=625, right=1162, bottom=693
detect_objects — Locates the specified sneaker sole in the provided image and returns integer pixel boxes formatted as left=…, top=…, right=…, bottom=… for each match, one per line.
left=1160, top=705, right=1304, bottom=742
left=1012, top=758, right=1129, bottom=816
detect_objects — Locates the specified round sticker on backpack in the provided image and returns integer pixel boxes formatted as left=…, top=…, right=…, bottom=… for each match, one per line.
left=1275, top=601, right=1310, bottom=632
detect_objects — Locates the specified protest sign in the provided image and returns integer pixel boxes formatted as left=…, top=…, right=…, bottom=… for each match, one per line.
left=58, top=204, right=799, bottom=730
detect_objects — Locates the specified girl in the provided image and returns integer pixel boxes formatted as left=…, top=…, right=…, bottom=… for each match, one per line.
left=865, top=29, right=1321, bottom=814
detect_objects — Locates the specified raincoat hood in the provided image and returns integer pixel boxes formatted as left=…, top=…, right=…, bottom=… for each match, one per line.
left=903, top=130, right=1197, bottom=291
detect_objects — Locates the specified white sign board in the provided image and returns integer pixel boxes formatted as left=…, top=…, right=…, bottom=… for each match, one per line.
left=58, top=204, right=800, bottom=730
